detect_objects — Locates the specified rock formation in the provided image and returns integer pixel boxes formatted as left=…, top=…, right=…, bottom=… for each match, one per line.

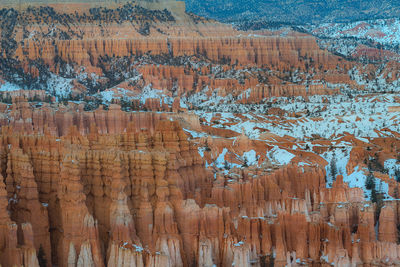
left=0, top=99, right=397, bottom=266
left=0, top=0, right=399, bottom=266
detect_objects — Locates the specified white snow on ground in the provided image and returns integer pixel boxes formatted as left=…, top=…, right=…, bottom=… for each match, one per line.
left=242, top=150, right=258, bottom=166
left=46, top=73, right=74, bottom=99
left=355, top=137, right=370, bottom=143
left=345, top=166, right=366, bottom=188
left=185, top=87, right=243, bottom=111
left=229, top=121, right=262, bottom=139
left=188, top=89, right=399, bottom=201
left=344, top=167, right=392, bottom=202
left=321, top=145, right=391, bottom=200
left=233, top=241, right=245, bottom=247
left=200, top=148, right=261, bottom=173
left=138, top=85, right=163, bottom=105
left=180, top=98, right=188, bottom=108
left=97, top=87, right=141, bottom=103
left=350, top=67, right=400, bottom=93
left=321, top=145, right=351, bottom=187
left=197, top=147, right=206, bottom=158
left=267, top=146, right=295, bottom=165
left=132, top=244, right=143, bottom=252
left=201, top=113, right=214, bottom=123
left=320, top=253, right=332, bottom=264
left=97, top=83, right=176, bottom=107
left=195, top=93, right=400, bottom=140
left=124, top=84, right=174, bottom=106
left=209, top=148, right=242, bottom=173
left=269, top=94, right=400, bottom=138
left=0, top=81, right=21, bottom=92
left=183, top=128, right=207, bottom=138
left=215, top=148, right=228, bottom=169
left=309, top=18, right=400, bottom=47
left=217, top=112, right=237, bottom=122
left=385, top=159, right=400, bottom=178
left=99, top=90, right=115, bottom=102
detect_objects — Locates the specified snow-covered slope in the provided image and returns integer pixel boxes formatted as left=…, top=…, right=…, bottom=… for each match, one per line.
left=305, top=18, right=400, bottom=61
left=310, top=19, right=400, bottom=47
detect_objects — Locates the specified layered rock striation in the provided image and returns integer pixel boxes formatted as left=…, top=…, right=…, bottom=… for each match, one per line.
left=0, top=100, right=398, bottom=266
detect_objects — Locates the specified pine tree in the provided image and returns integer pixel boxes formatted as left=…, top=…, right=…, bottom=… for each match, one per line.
left=371, top=187, right=377, bottom=203
left=37, top=244, right=47, bottom=267
left=365, top=172, right=375, bottom=190
left=267, top=254, right=275, bottom=267
left=395, top=169, right=400, bottom=183
left=330, top=153, right=337, bottom=180
left=224, top=160, right=229, bottom=170
left=376, top=192, right=384, bottom=220
left=372, top=181, right=384, bottom=221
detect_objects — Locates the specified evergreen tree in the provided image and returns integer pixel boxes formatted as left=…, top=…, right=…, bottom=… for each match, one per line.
left=330, top=153, right=337, bottom=180
left=365, top=172, right=375, bottom=190
left=242, top=157, right=248, bottom=168
left=267, top=254, right=275, bottom=267
left=44, top=95, right=53, bottom=103
left=370, top=187, right=378, bottom=203
left=395, top=169, right=400, bottom=183
left=376, top=192, right=384, bottom=220
left=371, top=181, right=384, bottom=221
left=37, top=244, right=47, bottom=267
left=224, top=160, right=230, bottom=170
left=32, top=94, right=41, bottom=102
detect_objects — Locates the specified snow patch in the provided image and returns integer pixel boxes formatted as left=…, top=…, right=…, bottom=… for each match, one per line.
left=267, top=146, right=295, bottom=165
left=47, top=73, right=74, bottom=100
left=0, top=81, right=21, bottom=92
left=242, top=150, right=258, bottom=166
left=384, top=159, right=400, bottom=178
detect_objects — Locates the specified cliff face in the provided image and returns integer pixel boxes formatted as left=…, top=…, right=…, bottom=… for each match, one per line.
left=15, top=37, right=331, bottom=69
left=0, top=99, right=398, bottom=266
left=5, top=35, right=351, bottom=104
left=0, top=102, right=213, bottom=266
left=0, top=1, right=399, bottom=266
left=0, top=0, right=186, bottom=15
left=0, top=2, right=362, bottom=107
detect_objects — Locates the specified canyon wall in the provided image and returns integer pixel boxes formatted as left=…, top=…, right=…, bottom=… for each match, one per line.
left=0, top=2, right=399, bottom=266
left=0, top=100, right=399, bottom=266
left=13, top=37, right=337, bottom=70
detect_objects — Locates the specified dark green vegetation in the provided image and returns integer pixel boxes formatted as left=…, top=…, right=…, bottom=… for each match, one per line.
left=185, top=0, right=400, bottom=25
left=0, top=3, right=174, bottom=41
left=0, top=4, right=177, bottom=101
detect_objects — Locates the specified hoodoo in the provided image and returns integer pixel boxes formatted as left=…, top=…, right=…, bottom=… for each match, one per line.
left=0, top=0, right=399, bottom=266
